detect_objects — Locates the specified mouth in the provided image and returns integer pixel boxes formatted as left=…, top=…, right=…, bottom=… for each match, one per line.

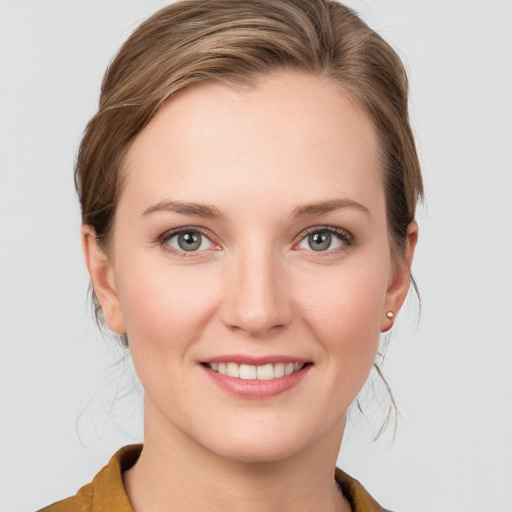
left=200, top=356, right=312, bottom=398
left=204, top=361, right=308, bottom=380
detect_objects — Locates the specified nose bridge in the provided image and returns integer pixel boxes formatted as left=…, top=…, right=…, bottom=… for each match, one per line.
left=221, top=242, right=292, bottom=336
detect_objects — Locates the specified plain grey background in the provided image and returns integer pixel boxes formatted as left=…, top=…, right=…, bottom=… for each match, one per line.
left=0, top=1, right=511, bottom=511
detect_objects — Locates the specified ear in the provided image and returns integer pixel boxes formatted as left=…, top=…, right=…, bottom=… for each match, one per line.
left=81, top=225, right=126, bottom=334
left=381, top=221, right=418, bottom=332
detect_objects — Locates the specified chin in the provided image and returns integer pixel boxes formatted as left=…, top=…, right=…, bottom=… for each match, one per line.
left=194, top=418, right=332, bottom=465
left=210, top=437, right=307, bottom=464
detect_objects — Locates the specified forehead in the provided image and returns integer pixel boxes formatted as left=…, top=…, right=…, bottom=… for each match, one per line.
left=121, top=71, right=384, bottom=215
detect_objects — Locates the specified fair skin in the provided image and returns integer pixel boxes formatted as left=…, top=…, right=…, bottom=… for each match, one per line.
left=83, top=71, right=417, bottom=512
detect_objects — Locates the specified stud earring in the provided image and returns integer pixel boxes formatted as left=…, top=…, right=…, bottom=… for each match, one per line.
left=386, top=311, right=394, bottom=319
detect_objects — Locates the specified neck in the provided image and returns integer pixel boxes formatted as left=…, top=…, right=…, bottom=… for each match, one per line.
left=123, top=397, right=351, bottom=512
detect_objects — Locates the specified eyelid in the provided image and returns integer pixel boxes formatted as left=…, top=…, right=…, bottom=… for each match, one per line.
left=293, top=225, right=354, bottom=251
left=156, top=224, right=354, bottom=256
left=157, top=226, right=221, bottom=255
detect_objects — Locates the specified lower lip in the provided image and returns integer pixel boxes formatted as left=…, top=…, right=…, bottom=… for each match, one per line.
left=202, top=364, right=311, bottom=399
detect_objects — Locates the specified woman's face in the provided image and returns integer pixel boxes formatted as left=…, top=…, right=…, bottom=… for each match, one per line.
left=84, top=71, right=415, bottom=462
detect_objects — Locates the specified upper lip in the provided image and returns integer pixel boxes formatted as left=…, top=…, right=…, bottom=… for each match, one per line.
left=201, top=354, right=310, bottom=365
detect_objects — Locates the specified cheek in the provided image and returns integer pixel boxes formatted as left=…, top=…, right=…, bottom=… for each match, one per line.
left=296, top=259, right=389, bottom=372
left=299, top=258, right=388, bottom=325
left=115, top=257, right=221, bottom=352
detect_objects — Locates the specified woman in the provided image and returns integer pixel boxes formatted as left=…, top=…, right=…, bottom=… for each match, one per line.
left=39, top=0, right=422, bottom=510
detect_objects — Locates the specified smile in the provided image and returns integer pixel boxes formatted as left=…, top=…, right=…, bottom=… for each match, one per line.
left=201, top=358, right=312, bottom=398
left=207, top=362, right=305, bottom=380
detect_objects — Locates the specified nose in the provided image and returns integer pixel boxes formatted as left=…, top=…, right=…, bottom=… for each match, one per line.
left=220, top=247, right=293, bottom=337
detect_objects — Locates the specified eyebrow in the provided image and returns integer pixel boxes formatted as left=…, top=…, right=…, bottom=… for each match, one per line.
left=291, top=199, right=371, bottom=218
left=142, top=200, right=225, bottom=219
left=142, top=198, right=370, bottom=220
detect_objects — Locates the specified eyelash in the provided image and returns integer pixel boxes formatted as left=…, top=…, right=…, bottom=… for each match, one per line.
left=157, top=226, right=218, bottom=258
left=295, top=226, right=355, bottom=255
left=157, top=225, right=355, bottom=257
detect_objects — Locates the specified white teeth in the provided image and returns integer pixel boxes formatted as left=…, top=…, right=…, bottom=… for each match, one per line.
left=274, top=362, right=285, bottom=378
left=208, top=361, right=305, bottom=380
left=239, top=364, right=257, bottom=379
left=226, top=362, right=239, bottom=378
left=256, top=363, right=274, bottom=381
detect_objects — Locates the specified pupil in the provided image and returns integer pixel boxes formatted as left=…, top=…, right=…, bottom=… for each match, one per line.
left=178, top=232, right=201, bottom=251
left=309, top=231, right=331, bottom=251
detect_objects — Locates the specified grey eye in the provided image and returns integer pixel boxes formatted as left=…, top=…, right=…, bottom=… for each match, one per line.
left=307, top=231, right=332, bottom=251
left=167, top=230, right=212, bottom=252
left=297, top=229, right=344, bottom=252
left=178, top=232, right=201, bottom=251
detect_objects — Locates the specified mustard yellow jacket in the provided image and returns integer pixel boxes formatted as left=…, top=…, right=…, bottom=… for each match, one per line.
left=38, top=444, right=390, bottom=512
